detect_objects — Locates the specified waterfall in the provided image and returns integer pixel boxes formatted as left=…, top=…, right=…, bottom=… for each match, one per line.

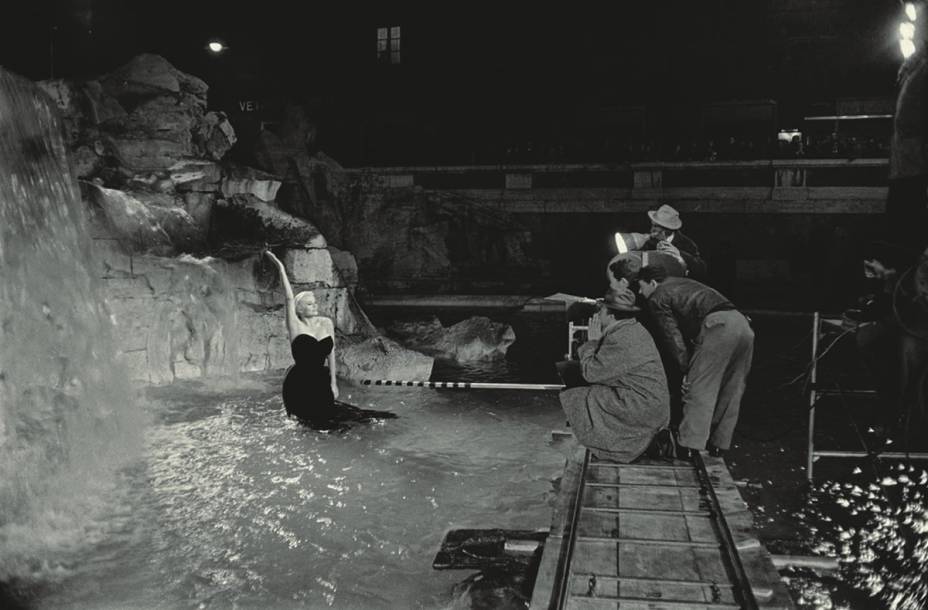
left=0, top=68, right=144, bottom=589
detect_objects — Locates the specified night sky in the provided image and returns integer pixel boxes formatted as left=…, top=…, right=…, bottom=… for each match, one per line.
left=0, top=2, right=905, bottom=94
left=0, top=1, right=913, bottom=164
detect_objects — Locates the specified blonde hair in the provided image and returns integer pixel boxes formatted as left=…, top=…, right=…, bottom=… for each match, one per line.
left=294, top=291, right=318, bottom=319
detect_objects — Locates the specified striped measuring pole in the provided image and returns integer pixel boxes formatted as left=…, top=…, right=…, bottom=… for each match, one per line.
left=361, top=379, right=564, bottom=391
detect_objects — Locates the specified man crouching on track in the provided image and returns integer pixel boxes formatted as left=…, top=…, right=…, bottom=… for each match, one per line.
left=556, top=287, right=672, bottom=463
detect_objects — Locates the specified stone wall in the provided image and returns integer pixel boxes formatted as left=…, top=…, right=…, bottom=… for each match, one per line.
left=92, top=223, right=432, bottom=384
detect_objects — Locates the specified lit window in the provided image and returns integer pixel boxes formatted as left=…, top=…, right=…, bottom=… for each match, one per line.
left=377, top=26, right=401, bottom=64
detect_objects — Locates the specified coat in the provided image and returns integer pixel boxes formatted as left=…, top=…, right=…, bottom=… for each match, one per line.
left=643, top=231, right=708, bottom=280
left=559, top=317, right=671, bottom=462
left=642, top=276, right=736, bottom=373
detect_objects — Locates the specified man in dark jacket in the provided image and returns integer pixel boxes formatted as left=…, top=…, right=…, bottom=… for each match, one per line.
left=637, top=264, right=753, bottom=456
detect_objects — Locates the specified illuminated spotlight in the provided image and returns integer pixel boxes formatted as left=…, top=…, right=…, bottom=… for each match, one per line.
left=900, top=21, right=916, bottom=40
left=207, top=40, right=227, bottom=54
left=901, top=38, right=917, bottom=58
left=906, top=2, right=917, bottom=21
left=613, top=232, right=648, bottom=254
left=614, top=232, right=628, bottom=254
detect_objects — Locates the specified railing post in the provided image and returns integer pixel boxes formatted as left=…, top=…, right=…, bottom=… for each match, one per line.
left=775, top=166, right=805, bottom=187
left=633, top=168, right=662, bottom=189
left=505, top=173, right=533, bottom=190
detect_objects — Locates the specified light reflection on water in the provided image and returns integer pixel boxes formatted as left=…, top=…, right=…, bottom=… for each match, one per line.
left=34, top=374, right=566, bottom=609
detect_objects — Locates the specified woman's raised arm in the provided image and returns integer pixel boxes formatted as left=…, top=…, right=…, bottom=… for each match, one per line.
left=265, top=250, right=300, bottom=341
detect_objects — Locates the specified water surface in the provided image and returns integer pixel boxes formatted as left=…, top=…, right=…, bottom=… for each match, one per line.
left=24, top=375, right=566, bottom=609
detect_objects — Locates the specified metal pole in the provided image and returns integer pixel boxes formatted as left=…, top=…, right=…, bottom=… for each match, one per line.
left=807, top=311, right=820, bottom=481
left=361, top=379, right=564, bottom=391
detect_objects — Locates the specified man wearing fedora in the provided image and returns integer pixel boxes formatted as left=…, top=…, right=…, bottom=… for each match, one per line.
left=637, top=264, right=754, bottom=458
left=611, top=204, right=707, bottom=280
left=557, top=287, right=672, bottom=463
left=642, top=204, right=708, bottom=280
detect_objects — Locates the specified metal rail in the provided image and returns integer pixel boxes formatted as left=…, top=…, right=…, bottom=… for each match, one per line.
left=692, top=451, right=761, bottom=610
left=545, top=452, right=764, bottom=609
left=550, top=450, right=590, bottom=610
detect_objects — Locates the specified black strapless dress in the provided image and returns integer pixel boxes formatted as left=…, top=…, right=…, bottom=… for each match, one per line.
left=282, top=334, right=397, bottom=430
left=282, top=334, right=336, bottom=421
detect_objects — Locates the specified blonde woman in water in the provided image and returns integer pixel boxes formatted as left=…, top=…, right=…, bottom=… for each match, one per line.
left=265, top=250, right=339, bottom=422
left=265, top=249, right=396, bottom=429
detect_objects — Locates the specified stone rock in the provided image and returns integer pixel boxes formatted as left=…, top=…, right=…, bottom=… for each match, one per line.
left=69, top=144, right=102, bottom=179
left=221, top=164, right=282, bottom=202
left=101, top=53, right=208, bottom=103
left=387, top=316, right=516, bottom=362
left=116, top=95, right=199, bottom=145
left=106, top=293, right=156, bottom=352
left=328, top=246, right=359, bottom=294
left=169, top=159, right=222, bottom=192
left=181, top=192, right=216, bottom=231
left=80, top=80, right=127, bottom=125
left=194, top=111, right=237, bottom=161
left=148, top=205, right=204, bottom=250
left=88, top=184, right=173, bottom=253
left=253, top=129, right=291, bottom=177
left=92, top=236, right=133, bottom=277
left=252, top=104, right=318, bottom=176
left=136, top=257, right=239, bottom=383
left=75, top=56, right=234, bottom=172
left=94, top=248, right=384, bottom=384
left=211, top=194, right=327, bottom=247
left=387, top=317, right=445, bottom=347
left=289, top=151, right=346, bottom=212
left=131, top=191, right=178, bottom=208
left=337, top=335, right=434, bottom=382
left=437, top=316, right=516, bottom=361
left=104, top=135, right=195, bottom=171
left=283, top=247, right=336, bottom=286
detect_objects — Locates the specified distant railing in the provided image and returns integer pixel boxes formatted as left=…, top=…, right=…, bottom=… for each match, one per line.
left=344, top=158, right=889, bottom=213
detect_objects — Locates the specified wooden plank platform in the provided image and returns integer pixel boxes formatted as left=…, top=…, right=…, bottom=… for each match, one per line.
left=530, top=447, right=794, bottom=609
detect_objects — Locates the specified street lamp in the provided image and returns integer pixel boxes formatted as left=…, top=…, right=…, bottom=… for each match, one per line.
left=207, top=39, right=228, bottom=54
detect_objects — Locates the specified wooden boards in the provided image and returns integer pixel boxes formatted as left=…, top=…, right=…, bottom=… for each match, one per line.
left=530, top=449, right=794, bottom=609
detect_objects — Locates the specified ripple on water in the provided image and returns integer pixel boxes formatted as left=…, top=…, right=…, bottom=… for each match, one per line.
left=26, top=377, right=565, bottom=608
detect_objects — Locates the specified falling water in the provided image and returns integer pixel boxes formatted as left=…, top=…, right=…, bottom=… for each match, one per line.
left=0, top=69, right=143, bottom=597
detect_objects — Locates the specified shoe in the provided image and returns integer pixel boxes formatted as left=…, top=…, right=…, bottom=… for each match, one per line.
left=676, top=446, right=700, bottom=461
left=707, top=445, right=726, bottom=458
left=641, top=428, right=677, bottom=460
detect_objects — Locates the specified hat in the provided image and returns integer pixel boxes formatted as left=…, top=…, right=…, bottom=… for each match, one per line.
left=647, top=204, right=682, bottom=231
left=608, top=254, right=642, bottom=282
left=602, top=287, right=640, bottom=313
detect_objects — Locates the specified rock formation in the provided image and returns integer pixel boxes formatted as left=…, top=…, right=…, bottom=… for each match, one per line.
left=385, top=316, right=516, bottom=362
left=253, top=105, right=543, bottom=295
left=31, top=54, right=434, bottom=384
